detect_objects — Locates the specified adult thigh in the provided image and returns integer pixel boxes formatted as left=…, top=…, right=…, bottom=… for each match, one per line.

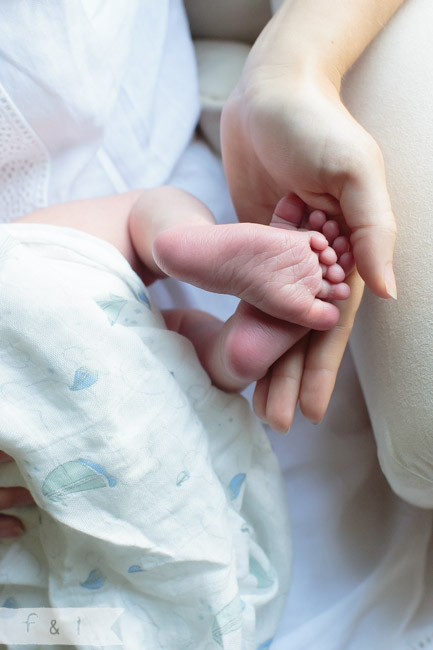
left=343, top=0, right=433, bottom=507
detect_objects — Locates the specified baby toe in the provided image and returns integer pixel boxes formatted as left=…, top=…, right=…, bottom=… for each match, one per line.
left=308, top=210, right=327, bottom=231
left=318, top=246, right=337, bottom=266
left=309, top=231, right=328, bottom=251
left=307, top=298, right=341, bottom=330
left=329, top=282, right=351, bottom=301
left=272, top=194, right=305, bottom=229
left=322, top=220, right=340, bottom=244
left=317, top=280, right=350, bottom=301
left=339, top=251, right=355, bottom=274
left=324, top=263, right=346, bottom=283
left=333, top=235, right=350, bottom=257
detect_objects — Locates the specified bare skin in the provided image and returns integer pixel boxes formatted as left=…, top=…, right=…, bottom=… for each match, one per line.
left=221, top=0, right=404, bottom=428
left=152, top=198, right=351, bottom=391
left=0, top=186, right=352, bottom=533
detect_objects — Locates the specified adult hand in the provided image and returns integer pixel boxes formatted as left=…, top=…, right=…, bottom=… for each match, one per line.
left=221, top=0, right=405, bottom=300
left=0, top=451, right=34, bottom=537
left=220, top=0, right=404, bottom=427
left=221, top=69, right=397, bottom=300
left=221, top=70, right=393, bottom=424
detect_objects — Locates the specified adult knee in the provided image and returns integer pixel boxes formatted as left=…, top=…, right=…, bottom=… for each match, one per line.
left=376, top=411, right=433, bottom=509
left=350, top=291, right=433, bottom=510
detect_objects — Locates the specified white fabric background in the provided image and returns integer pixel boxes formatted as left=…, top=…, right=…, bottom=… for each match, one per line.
left=0, top=1, right=431, bottom=648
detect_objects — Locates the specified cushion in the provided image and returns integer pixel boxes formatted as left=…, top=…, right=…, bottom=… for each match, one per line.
left=184, top=0, right=271, bottom=44
left=194, top=39, right=251, bottom=153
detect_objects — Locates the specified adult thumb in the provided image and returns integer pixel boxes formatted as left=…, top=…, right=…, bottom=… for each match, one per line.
left=340, top=161, right=397, bottom=299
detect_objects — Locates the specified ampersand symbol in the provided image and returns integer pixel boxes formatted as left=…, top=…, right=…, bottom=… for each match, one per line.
left=50, top=620, right=60, bottom=635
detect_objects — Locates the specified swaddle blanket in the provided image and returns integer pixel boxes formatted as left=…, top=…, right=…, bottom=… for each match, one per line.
left=0, top=224, right=291, bottom=650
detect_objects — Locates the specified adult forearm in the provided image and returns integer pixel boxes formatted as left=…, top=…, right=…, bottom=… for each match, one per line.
left=248, top=0, right=406, bottom=88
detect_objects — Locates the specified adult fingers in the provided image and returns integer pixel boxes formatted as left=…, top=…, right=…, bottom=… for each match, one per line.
left=0, top=514, right=25, bottom=537
left=253, top=371, right=272, bottom=423
left=299, top=271, right=365, bottom=423
left=0, top=486, right=35, bottom=509
left=262, top=336, right=310, bottom=434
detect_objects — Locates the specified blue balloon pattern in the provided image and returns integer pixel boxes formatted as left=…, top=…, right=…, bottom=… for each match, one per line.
left=228, top=473, right=246, bottom=500
left=80, top=568, right=105, bottom=590
left=70, top=367, right=98, bottom=391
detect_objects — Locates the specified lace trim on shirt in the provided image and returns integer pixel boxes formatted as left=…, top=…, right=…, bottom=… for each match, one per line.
left=0, top=84, right=49, bottom=223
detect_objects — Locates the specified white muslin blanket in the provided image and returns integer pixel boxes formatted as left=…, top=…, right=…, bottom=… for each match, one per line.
left=0, top=223, right=291, bottom=650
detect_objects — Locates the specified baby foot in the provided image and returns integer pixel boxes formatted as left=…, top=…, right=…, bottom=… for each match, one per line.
left=212, top=199, right=354, bottom=387
left=154, top=204, right=351, bottom=331
left=153, top=192, right=353, bottom=389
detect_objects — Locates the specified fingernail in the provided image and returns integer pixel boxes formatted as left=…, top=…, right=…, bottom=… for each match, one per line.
left=384, top=263, right=398, bottom=300
left=0, top=521, right=24, bottom=538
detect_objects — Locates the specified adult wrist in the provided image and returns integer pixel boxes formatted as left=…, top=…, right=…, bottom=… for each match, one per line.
left=243, top=0, right=405, bottom=96
left=240, top=11, right=344, bottom=99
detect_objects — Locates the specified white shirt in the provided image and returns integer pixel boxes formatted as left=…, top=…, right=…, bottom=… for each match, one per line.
left=0, top=0, right=200, bottom=221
